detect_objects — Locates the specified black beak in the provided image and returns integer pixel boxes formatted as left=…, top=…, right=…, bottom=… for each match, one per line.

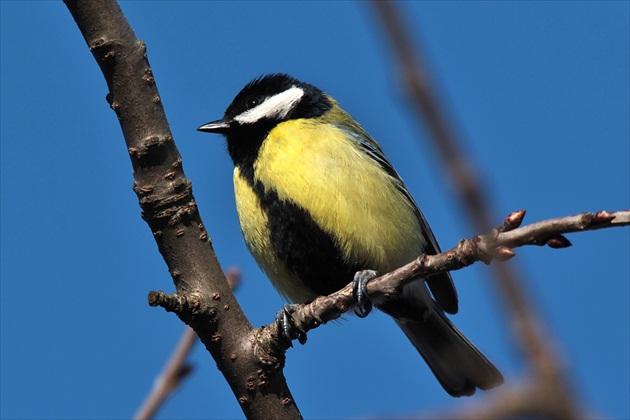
left=197, top=118, right=231, bottom=134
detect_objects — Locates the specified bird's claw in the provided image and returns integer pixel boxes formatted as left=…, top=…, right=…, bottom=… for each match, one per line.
left=353, top=269, right=379, bottom=318
left=275, top=304, right=307, bottom=346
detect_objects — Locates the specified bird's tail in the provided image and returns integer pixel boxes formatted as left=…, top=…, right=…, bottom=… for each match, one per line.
left=394, top=308, right=503, bottom=397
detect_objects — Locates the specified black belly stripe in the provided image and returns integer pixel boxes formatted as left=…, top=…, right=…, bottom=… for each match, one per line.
left=239, top=164, right=362, bottom=298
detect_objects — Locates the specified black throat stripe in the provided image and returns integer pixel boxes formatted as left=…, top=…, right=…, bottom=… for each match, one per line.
left=238, top=164, right=361, bottom=300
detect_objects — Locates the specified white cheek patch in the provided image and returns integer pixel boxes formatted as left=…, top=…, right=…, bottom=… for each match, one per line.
left=234, top=86, right=304, bottom=124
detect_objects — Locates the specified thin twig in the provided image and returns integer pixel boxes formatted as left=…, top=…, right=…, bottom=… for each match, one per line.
left=270, top=210, right=628, bottom=344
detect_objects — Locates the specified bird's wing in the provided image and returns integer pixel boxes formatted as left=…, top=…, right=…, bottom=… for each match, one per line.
left=337, top=123, right=459, bottom=314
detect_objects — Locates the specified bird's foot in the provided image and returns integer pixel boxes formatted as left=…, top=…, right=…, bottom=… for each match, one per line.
left=352, top=269, right=379, bottom=318
left=275, top=304, right=307, bottom=346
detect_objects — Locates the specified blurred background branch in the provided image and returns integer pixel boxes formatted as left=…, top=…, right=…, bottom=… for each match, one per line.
left=371, top=1, right=585, bottom=418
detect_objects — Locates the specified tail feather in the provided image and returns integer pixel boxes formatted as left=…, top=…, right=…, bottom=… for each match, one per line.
left=394, top=309, right=503, bottom=397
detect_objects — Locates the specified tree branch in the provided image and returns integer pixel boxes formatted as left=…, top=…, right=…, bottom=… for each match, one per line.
left=64, top=1, right=300, bottom=418
left=266, top=210, right=629, bottom=346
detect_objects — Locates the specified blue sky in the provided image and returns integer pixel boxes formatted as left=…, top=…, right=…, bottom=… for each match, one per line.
left=1, top=1, right=628, bottom=419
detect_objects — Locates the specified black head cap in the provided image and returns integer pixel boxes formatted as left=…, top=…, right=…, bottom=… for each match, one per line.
left=198, top=74, right=332, bottom=134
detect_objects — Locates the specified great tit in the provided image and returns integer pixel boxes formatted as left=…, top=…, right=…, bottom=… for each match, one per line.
left=198, top=73, right=503, bottom=397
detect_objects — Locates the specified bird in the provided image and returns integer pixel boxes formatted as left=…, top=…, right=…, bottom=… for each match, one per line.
left=198, top=73, right=503, bottom=397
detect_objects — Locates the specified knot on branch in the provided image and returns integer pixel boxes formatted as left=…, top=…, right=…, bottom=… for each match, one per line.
left=453, top=238, right=479, bottom=266
left=252, top=325, right=287, bottom=389
left=134, top=179, right=196, bottom=228
left=148, top=290, right=217, bottom=325
left=471, top=235, right=500, bottom=265
left=128, top=134, right=174, bottom=160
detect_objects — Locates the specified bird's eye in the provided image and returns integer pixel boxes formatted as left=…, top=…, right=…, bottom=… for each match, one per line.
left=245, top=97, right=260, bottom=109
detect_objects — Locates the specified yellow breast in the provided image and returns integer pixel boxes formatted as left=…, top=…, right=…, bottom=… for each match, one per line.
left=252, top=118, right=425, bottom=273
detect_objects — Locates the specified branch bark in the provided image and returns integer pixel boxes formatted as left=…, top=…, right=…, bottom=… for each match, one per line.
left=260, top=210, right=629, bottom=343
left=64, top=1, right=300, bottom=419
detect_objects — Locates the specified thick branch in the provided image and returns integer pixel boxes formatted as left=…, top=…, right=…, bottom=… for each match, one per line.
left=270, top=210, right=628, bottom=344
left=64, top=1, right=300, bottom=418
